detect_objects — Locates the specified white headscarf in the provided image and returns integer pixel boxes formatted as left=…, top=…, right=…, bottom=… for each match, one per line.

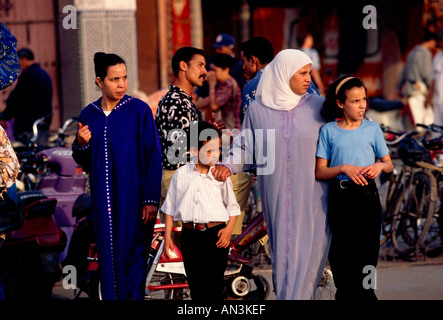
left=256, top=49, right=313, bottom=111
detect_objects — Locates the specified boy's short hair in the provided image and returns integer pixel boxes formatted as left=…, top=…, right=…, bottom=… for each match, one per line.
left=185, top=121, right=220, bottom=151
left=171, top=47, right=205, bottom=77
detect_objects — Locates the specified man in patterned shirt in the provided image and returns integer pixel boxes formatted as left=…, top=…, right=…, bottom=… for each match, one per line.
left=155, top=47, right=207, bottom=205
left=156, top=48, right=251, bottom=237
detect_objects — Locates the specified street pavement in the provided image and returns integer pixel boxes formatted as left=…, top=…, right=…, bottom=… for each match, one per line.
left=252, top=253, right=443, bottom=300
left=52, top=252, right=443, bottom=301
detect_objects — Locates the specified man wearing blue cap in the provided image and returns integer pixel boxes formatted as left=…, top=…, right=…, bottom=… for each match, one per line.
left=213, top=34, right=236, bottom=54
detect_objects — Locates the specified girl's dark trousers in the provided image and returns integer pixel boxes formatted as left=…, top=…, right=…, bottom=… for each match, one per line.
left=180, top=224, right=229, bottom=301
left=327, top=179, right=382, bottom=300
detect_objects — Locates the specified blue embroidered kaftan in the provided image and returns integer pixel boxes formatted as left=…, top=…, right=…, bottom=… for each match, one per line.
left=72, top=95, right=162, bottom=300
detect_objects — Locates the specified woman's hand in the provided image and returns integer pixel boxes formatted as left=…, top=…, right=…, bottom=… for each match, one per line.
left=77, top=123, right=91, bottom=147
left=142, top=205, right=158, bottom=224
left=211, top=165, right=231, bottom=181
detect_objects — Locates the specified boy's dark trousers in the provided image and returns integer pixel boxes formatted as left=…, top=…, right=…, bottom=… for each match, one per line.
left=180, top=224, right=229, bottom=301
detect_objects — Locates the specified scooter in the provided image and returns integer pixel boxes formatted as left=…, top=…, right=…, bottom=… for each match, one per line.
left=365, top=97, right=408, bottom=131
left=0, top=191, right=67, bottom=299
left=64, top=210, right=271, bottom=300
left=35, top=146, right=88, bottom=262
left=143, top=212, right=271, bottom=300
left=13, top=117, right=88, bottom=262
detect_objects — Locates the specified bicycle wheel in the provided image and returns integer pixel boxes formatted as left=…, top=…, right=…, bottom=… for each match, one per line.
left=421, top=177, right=443, bottom=255
left=392, top=171, right=436, bottom=251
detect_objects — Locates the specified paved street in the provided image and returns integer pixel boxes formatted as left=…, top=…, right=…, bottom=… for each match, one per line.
left=252, top=253, right=443, bottom=300
left=52, top=253, right=443, bottom=300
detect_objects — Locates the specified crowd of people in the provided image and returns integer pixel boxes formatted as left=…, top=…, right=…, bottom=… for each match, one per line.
left=1, top=18, right=443, bottom=301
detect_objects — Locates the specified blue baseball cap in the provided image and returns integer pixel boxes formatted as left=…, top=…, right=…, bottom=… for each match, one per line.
left=0, top=22, right=20, bottom=90
left=213, top=33, right=235, bottom=48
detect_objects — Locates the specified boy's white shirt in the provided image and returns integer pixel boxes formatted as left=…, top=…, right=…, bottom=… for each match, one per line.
left=161, top=160, right=241, bottom=223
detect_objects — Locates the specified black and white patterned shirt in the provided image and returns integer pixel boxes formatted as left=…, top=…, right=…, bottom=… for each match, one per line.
left=155, top=85, right=200, bottom=170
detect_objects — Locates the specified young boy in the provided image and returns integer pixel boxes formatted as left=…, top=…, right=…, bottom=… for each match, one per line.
left=161, top=121, right=240, bottom=301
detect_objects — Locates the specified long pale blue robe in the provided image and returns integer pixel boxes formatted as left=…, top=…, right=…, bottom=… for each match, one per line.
left=224, top=93, right=330, bottom=300
left=72, top=95, right=162, bottom=300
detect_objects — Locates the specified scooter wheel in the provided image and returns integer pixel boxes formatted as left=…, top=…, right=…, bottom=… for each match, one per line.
left=229, top=275, right=250, bottom=298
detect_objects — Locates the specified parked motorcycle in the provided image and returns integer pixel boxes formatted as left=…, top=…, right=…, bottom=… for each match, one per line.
left=0, top=191, right=67, bottom=299
left=146, top=213, right=270, bottom=300
left=0, top=116, right=85, bottom=299
left=36, top=147, right=88, bottom=261
left=67, top=211, right=271, bottom=300
left=13, top=117, right=87, bottom=262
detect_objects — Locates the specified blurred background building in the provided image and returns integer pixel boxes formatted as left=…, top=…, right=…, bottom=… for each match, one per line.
left=0, top=0, right=442, bottom=132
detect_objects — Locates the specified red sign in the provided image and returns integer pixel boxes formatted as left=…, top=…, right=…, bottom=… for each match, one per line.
left=171, top=0, right=192, bottom=54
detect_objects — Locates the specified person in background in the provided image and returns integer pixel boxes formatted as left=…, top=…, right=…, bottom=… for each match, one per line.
left=427, top=29, right=443, bottom=126
left=397, top=29, right=439, bottom=129
left=213, top=33, right=247, bottom=92
left=239, top=36, right=275, bottom=119
left=195, top=53, right=242, bottom=130
left=1, top=48, right=52, bottom=145
left=155, top=47, right=208, bottom=207
left=297, top=31, right=325, bottom=95
left=72, top=52, right=162, bottom=300
left=157, top=47, right=249, bottom=237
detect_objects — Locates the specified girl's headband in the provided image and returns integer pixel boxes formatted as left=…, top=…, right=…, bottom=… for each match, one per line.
left=335, top=77, right=354, bottom=96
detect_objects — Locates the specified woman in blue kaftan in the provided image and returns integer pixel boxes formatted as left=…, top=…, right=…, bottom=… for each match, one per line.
left=72, top=53, right=162, bottom=300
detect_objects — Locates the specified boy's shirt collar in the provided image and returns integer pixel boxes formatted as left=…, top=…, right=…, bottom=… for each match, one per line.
left=189, top=159, right=217, bottom=180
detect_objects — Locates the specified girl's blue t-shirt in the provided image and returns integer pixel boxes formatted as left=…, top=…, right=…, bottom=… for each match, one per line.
left=316, top=120, right=389, bottom=181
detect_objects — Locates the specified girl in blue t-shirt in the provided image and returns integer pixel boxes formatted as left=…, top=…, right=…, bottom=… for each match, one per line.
left=315, top=76, right=393, bottom=300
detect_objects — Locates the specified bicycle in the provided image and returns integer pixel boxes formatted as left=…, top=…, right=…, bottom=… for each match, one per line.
left=378, top=125, right=420, bottom=259
left=379, top=123, right=443, bottom=259
left=411, top=124, right=443, bottom=256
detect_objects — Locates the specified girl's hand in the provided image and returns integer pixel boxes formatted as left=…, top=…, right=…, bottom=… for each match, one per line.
left=342, top=164, right=368, bottom=185
left=360, top=163, right=384, bottom=180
